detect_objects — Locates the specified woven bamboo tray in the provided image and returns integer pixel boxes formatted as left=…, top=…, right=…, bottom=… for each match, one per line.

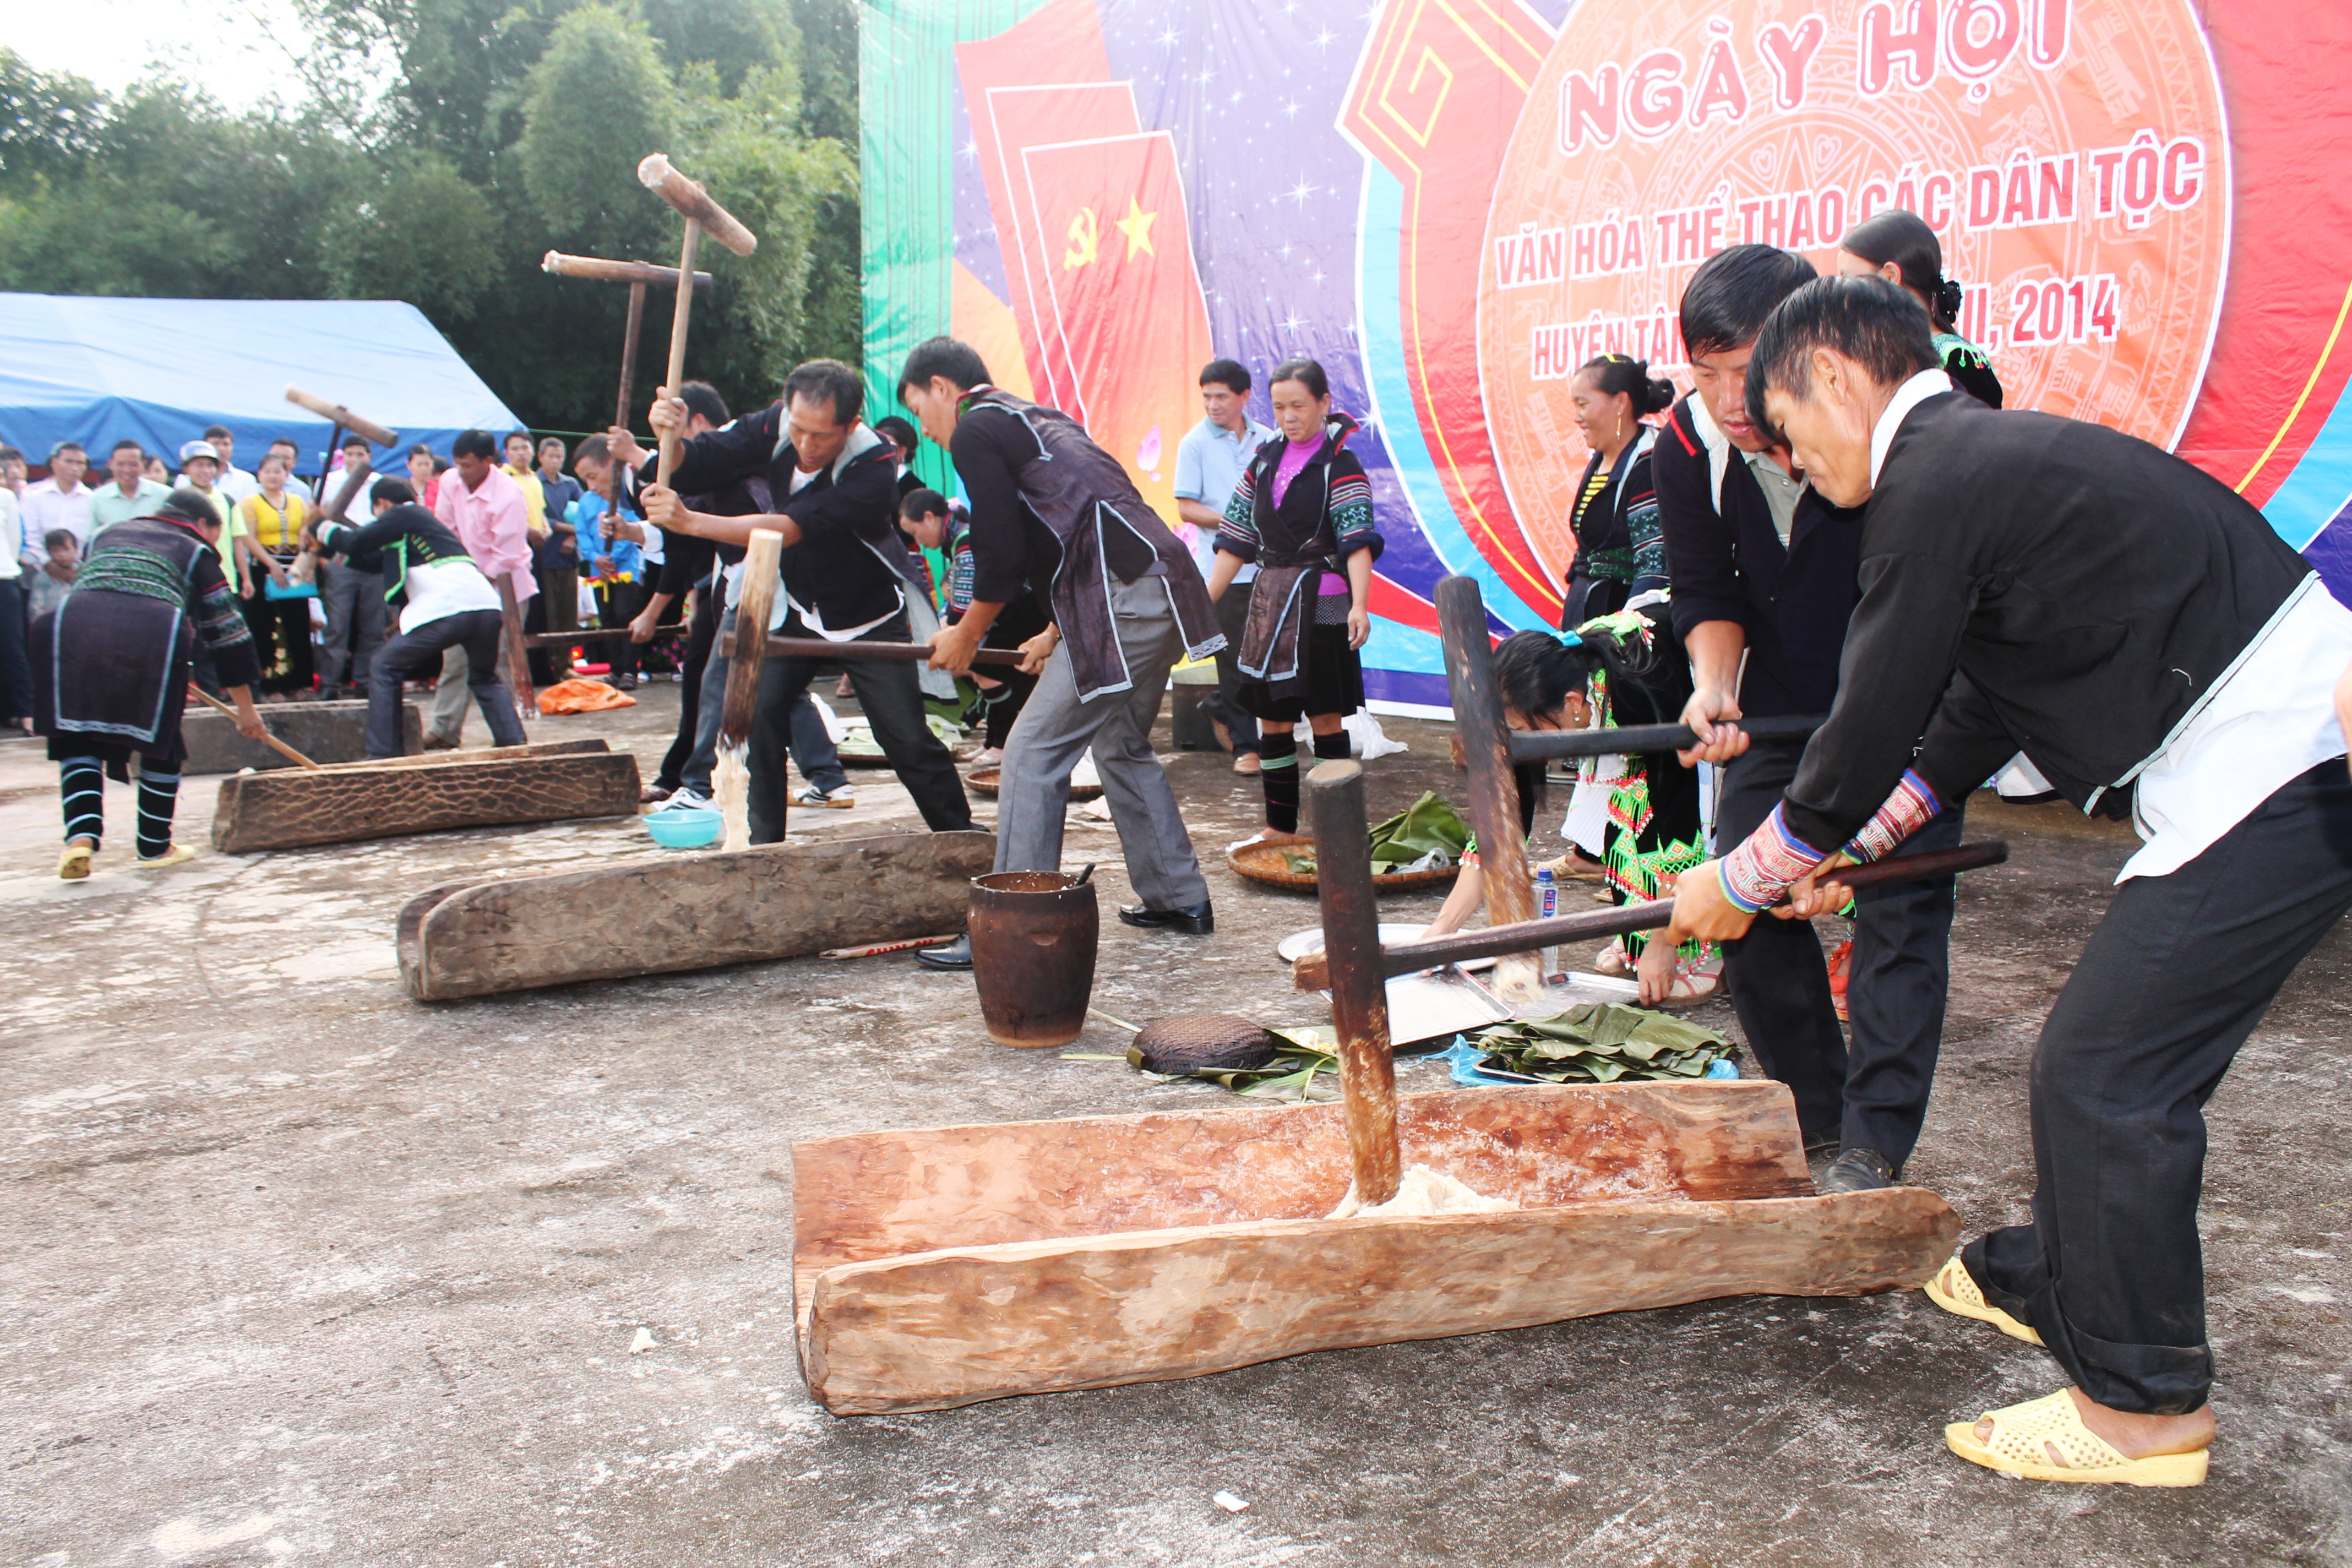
left=965, top=766, right=1104, bottom=802
left=1226, top=838, right=1460, bottom=894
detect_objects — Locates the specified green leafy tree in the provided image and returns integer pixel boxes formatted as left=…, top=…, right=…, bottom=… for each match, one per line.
left=0, top=4, right=864, bottom=434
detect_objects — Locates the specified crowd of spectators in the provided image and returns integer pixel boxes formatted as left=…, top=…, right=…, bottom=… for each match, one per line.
left=0, top=426, right=667, bottom=740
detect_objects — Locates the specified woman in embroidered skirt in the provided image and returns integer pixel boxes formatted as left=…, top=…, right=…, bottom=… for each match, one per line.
left=30, top=488, right=266, bottom=878
left=1205, top=358, right=1384, bottom=845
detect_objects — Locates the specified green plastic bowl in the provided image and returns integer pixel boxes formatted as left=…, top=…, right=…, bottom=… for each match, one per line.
left=645, top=808, right=721, bottom=848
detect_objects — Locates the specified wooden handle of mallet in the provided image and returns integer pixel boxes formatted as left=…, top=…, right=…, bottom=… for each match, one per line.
left=1436, top=575, right=1542, bottom=1003
left=1306, top=759, right=1403, bottom=1208
left=541, top=251, right=713, bottom=288
left=719, top=529, right=786, bottom=749
left=284, top=385, right=397, bottom=449
left=494, top=575, right=537, bottom=720
left=1290, top=840, right=2012, bottom=991
left=316, top=458, right=372, bottom=526
left=187, top=684, right=321, bottom=770
left=638, top=154, right=757, bottom=489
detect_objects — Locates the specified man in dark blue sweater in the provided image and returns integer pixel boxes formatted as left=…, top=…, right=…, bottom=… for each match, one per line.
left=1654, top=244, right=1963, bottom=1193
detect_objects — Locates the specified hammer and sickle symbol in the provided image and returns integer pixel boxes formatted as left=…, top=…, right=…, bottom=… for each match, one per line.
left=1063, top=206, right=1100, bottom=270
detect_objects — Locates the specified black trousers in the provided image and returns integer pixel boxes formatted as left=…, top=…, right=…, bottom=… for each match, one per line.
left=710, top=607, right=972, bottom=844
left=1968, top=761, right=2352, bottom=1414
left=656, top=587, right=721, bottom=792
left=1201, top=582, right=1258, bottom=756
left=368, top=609, right=524, bottom=758
left=597, top=579, right=643, bottom=678
left=0, top=576, right=31, bottom=721
left=1715, top=738, right=1960, bottom=1151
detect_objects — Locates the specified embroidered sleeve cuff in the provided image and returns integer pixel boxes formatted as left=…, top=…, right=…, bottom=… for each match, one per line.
left=1840, top=769, right=1942, bottom=863
left=1721, top=804, right=1828, bottom=913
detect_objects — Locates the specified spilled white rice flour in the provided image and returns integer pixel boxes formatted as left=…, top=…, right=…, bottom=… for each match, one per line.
left=714, top=742, right=752, bottom=852
left=1327, top=1163, right=1517, bottom=1218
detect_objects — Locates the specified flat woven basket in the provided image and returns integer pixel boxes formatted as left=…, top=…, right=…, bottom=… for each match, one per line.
left=1224, top=839, right=1461, bottom=894
left=1130, top=1012, right=1276, bottom=1072
left=966, top=766, right=1104, bottom=802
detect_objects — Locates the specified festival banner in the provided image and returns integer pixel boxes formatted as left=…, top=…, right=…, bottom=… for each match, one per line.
left=864, top=0, right=2352, bottom=710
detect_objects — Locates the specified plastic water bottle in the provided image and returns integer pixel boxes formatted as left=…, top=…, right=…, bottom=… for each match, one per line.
left=1536, top=868, right=1559, bottom=979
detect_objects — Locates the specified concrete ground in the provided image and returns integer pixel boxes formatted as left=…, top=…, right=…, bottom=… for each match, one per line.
left=2, top=684, right=2346, bottom=1567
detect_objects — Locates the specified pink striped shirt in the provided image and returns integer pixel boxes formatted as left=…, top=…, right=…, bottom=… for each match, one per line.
left=432, top=464, right=536, bottom=601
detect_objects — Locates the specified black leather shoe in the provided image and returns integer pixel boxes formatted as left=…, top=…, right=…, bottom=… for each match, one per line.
left=914, top=933, right=973, bottom=970
left=1117, top=901, right=1214, bottom=935
left=1818, top=1146, right=1897, bottom=1194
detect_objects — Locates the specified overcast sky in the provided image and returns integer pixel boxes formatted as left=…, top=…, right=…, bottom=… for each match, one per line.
left=12, top=0, right=353, bottom=100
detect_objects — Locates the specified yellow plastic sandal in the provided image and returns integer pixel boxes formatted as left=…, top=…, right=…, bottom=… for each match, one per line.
left=58, top=843, right=93, bottom=881
left=1924, top=1256, right=2044, bottom=1346
left=134, top=843, right=199, bottom=869
left=1946, top=1390, right=2209, bottom=1487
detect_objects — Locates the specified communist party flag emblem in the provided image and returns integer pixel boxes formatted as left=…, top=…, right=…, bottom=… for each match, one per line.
left=1019, top=130, right=1213, bottom=512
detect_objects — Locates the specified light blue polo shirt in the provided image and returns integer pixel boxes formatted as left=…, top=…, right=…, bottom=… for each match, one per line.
left=1174, top=414, right=1276, bottom=581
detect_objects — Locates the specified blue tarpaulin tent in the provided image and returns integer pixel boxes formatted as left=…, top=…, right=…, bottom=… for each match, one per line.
left=0, top=293, right=525, bottom=476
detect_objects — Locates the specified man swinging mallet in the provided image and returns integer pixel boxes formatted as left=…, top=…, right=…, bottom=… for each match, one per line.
left=1668, top=275, right=2352, bottom=1486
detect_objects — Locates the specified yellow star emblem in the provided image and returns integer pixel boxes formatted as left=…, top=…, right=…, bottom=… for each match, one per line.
left=1113, top=194, right=1158, bottom=260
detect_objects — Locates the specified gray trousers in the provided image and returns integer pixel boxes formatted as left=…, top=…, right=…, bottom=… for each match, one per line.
left=317, top=558, right=386, bottom=689
left=997, top=575, right=1208, bottom=910
left=429, top=645, right=473, bottom=742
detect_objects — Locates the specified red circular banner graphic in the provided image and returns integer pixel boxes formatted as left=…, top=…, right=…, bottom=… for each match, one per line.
left=1478, top=0, right=2230, bottom=583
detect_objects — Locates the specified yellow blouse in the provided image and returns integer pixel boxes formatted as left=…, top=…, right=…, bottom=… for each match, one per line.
left=243, top=491, right=308, bottom=552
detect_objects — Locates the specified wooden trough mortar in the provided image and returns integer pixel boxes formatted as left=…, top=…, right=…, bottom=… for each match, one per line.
left=787, top=573, right=1984, bottom=1416
left=399, top=829, right=995, bottom=1000
left=180, top=698, right=421, bottom=773
left=211, top=739, right=639, bottom=852
left=791, top=1080, right=1959, bottom=1415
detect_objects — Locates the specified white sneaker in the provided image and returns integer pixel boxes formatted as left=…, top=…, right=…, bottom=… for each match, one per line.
left=654, top=788, right=711, bottom=813
left=794, top=784, right=855, bottom=809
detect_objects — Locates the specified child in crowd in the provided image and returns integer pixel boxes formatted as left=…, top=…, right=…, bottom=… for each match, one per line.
left=26, top=529, right=77, bottom=622
left=567, top=452, right=645, bottom=689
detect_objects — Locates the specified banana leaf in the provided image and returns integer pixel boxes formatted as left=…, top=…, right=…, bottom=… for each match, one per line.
left=1367, top=790, right=1471, bottom=869
left=1273, top=790, right=1473, bottom=878
left=1468, top=1002, right=1734, bottom=1085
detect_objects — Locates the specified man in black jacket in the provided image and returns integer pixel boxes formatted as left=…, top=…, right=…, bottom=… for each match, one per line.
left=313, top=479, right=527, bottom=759
left=639, top=360, right=972, bottom=843
left=900, top=336, right=1226, bottom=968
left=1655, top=244, right=1964, bottom=1192
left=1674, top=274, right=2352, bottom=1483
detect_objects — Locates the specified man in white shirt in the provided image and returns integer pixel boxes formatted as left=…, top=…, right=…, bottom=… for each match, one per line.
left=21, top=443, right=94, bottom=551
left=206, top=425, right=260, bottom=507
left=0, top=471, right=28, bottom=730
left=1173, top=358, right=1277, bottom=774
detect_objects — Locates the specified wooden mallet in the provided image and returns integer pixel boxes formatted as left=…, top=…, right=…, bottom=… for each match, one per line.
left=284, top=385, right=398, bottom=450
left=540, top=251, right=713, bottom=500
left=716, top=527, right=785, bottom=838
left=635, top=154, right=758, bottom=488
left=284, top=385, right=399, bottom=509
